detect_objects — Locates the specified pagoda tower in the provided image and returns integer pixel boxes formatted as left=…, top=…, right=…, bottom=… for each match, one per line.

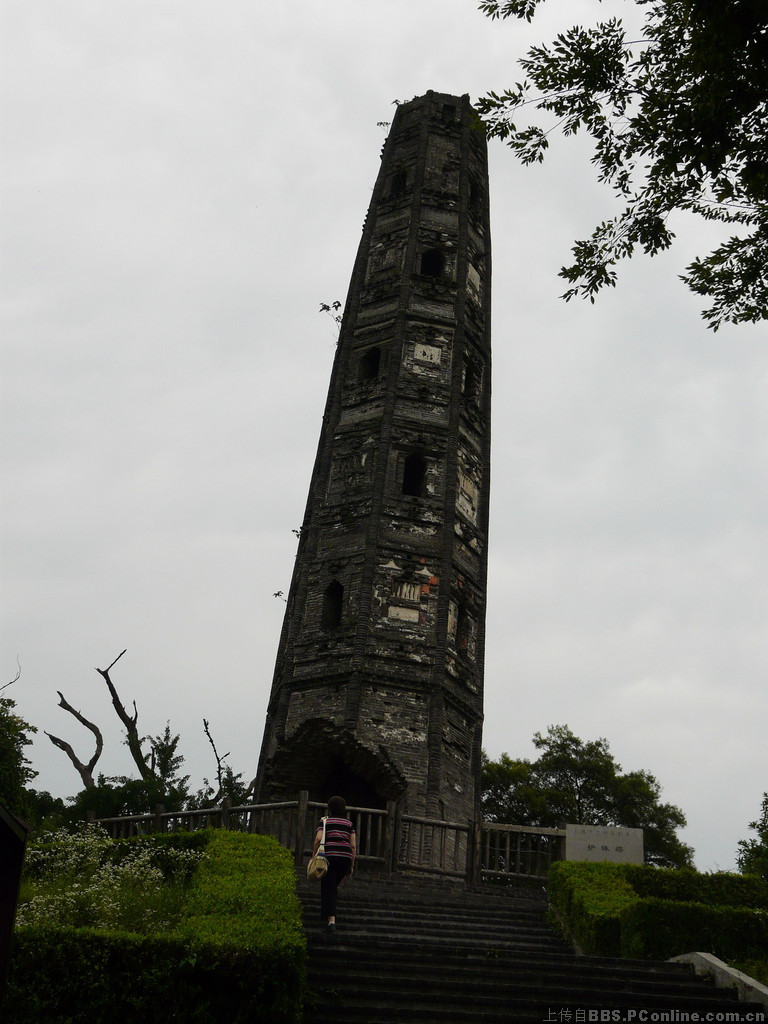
left=255, top=91, right=491, bottom=823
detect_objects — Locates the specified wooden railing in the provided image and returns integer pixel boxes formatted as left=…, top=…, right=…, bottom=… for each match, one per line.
left=480, top=823, right=565, bottom=882
left=95, top=795, right=396, bottom=869
left=397, top=815, right=471, bottom=879
left=94, top=796, right=566, bottom=883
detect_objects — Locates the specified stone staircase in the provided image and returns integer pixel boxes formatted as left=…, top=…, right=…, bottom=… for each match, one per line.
left=298, top=871, right=765, bottom=1023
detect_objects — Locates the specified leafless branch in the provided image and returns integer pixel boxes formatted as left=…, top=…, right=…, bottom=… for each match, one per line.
left=203, top=718, right=232, bottom=800
left=45, top=691, right=104, bottom=788
left=96, top=650, right=153, bottom=781
left=104, top=649, right=127, bottom=674
left=1, top=657, right=22, bottom=693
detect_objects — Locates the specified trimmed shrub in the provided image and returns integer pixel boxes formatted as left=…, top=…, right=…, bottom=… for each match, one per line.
left=547, top=860, right=768, bottom=962
left=8, top=927, right=215, bottom=1024
left=548, top=862, right=638, bottom=957
left=621, top=897, right=768, bottom=962
left=621, top=864, right=768, bottom=909
left=6, top=829, right=305, bottom=1024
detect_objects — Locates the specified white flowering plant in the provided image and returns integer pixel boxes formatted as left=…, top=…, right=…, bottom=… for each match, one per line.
left=17, top=823, right=205, bottom=934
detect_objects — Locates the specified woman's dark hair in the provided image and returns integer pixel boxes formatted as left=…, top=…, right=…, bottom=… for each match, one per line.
left=327, top=795, right=347, bottom=816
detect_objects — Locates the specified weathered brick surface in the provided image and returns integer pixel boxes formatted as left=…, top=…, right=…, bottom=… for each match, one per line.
left=256, top=92, right=491, bottom=823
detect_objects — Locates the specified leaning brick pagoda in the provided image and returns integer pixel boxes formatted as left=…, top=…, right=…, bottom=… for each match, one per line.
left=255, top=91, right=491, bottom=824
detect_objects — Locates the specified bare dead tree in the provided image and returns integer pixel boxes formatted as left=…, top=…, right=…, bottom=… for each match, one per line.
left=95, top=650, right=153, bottom=782
left=46, top=649, right=154, bottom=788
left=45, top=692, right=104, bottom=789
left=2, top=659, right=104, bottom=794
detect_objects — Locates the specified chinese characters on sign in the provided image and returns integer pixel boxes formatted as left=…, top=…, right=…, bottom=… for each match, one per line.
left=564, top=825, right=644, bottom=865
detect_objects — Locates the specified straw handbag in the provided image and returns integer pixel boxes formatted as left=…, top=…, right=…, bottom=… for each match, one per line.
left=307, top=816, right=329, bottom=880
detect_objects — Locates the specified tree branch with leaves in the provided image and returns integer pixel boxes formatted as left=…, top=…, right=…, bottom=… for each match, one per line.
left=476, top=0, right=768, bottom=329
left=0, top=665, right=37, bottom=817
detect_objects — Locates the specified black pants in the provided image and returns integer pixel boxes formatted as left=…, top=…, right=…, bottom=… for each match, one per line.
left=320, top=856, right=351, bottom=920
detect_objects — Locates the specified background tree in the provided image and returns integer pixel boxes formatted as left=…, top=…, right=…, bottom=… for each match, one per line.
left=0, top=670, right=37, bottom=818
left=146, top=722, right=190, bottom=808
left=737, top=792, right=768, bottom=883
left=482, top=725, right=694, bottom=868
left=22, top=789, right=68, bottom=831
left=476, top=0, right=768, bottom=329
left=480, top=753, right=547, bottom=824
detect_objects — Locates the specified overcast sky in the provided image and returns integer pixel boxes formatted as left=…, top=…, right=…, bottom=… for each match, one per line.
left=2, top=0, right=766, bottom=872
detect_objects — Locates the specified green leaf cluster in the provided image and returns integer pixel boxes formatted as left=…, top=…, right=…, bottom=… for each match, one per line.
left=622, top=862, right=768, bottom=908
left=737, top=792, right=768, bottom=884
left=177, top=829, right=304, bottom=952
left=0, top=692, right=37, bottom=818
left=477, top=0, right=768, bottom=329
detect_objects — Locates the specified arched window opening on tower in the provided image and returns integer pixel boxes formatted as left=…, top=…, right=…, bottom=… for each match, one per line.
left=402, top=454, right=427, bottom=497
left=469, top=179, right=482, bottom=216
left=321, top=580, right=344, bottom=630
left=420, top=248, right=445, bottom=278
left=359, top=346, right=382, bottom=382
left=389, top=167, right=408, bottom=199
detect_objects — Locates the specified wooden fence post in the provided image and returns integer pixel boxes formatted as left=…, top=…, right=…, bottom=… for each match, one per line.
left=465, top=820, right=473, bottom=885
left=153, top=804, right=165, bottom=834
left=295, top=790, right=309, bottom=866
left=470, top=820, right=483, bottom=886
left=384, top=801, right=397, bottom=876
left=221, top=797, right=231, bottom=831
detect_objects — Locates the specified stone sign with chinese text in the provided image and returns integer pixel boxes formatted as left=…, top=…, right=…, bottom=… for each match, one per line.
left=565, top=824, right=644, bottom=864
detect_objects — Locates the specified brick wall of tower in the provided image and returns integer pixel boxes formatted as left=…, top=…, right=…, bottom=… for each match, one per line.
left=358, top=684, right=430, bottom=799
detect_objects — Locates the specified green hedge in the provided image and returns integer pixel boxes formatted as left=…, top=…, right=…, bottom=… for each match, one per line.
left=620, top=863, right=768, bottom=909
left=548, top=861, right=768, bottom=962
left=621, top=897, right=768, bottom=962
left=547, top=862, right=637, bottom=957
left=6, top=830, right=305, bottom=1024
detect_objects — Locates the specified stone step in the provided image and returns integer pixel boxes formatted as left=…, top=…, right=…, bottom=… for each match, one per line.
left=307, top=941, right=734, bottom=992
left=301, top=901, right=552, bottom=925
left=304, top=992, right=753, bottom=1024
left=298, top=872, right=766, bottom=1023
left=301, top=907, right=561, bottom=940
left=306, top=941, right=710, bottom=989
left=300, top=875, right=547, bottom=905
left=305, top=965, right=755, bottom=1024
